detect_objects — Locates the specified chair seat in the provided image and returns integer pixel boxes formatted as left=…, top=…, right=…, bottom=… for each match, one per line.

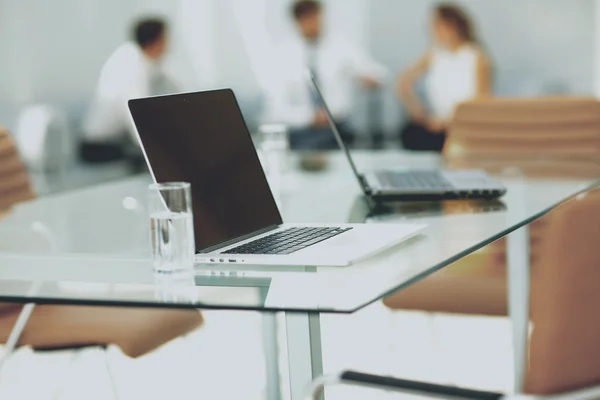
left=0, top=305, right=203, bottom=358
left=383, top=264, right=508, bottom=316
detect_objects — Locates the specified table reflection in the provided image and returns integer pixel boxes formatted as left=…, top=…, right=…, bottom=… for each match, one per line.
left=348, top=195, right=507, bottom=223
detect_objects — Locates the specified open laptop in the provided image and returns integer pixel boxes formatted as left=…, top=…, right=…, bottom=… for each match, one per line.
left=128, top=90, right=425, bottom=267
left=308, top=74, right=507, bottom=202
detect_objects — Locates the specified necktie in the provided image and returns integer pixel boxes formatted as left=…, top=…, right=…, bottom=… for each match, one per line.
left=150, top=71, right=169, bottom=96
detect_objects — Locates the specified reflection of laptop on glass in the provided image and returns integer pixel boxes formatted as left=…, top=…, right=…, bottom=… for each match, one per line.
left=308, top=73, right=507, bottom=202
left=128, top=90, right=425, bottom=267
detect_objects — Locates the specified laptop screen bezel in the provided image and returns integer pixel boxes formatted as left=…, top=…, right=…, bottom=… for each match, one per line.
left=307, top=72, right=369, bottom=192
left=128, top=89, right=284, bottom=252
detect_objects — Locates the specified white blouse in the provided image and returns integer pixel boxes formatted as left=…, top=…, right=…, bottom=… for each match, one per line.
left=426, top=44, right=479, bottom=120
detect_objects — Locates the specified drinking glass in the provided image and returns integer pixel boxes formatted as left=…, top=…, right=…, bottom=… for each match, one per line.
left=259, top=124, right=289, bottom=206
left=148, top=182, right=195, bottom=274
left=259, top=123, right=289, bottom=176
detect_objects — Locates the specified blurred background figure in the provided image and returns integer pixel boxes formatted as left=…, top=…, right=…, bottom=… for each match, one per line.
left=0, top=0, right=593, bottom=194
left=397, top=2, right=491, bottom=152
left=265, top=0, right=388, bottom=151
left=81, top=17, right=177, bottom=169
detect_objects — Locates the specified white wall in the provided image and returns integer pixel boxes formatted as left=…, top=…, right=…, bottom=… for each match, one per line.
left=263, top=0, right=367, bottom=46
left=0, top=0, right=596, bottom=135
left=0, top=0, right=371, bottom=132
left=0, top=0, right=207, bottom=131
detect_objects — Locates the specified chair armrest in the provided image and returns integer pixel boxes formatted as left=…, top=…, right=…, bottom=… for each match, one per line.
left=503, top=384, right=600, bottom=400
left=307, top=371, right=600, bottom=400
left=307, top=370, right=503, bottom=400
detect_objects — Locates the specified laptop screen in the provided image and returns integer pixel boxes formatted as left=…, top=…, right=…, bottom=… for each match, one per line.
left=129, top=90, right=283, bottom=252
left=307, top=73, right=364, bottom=185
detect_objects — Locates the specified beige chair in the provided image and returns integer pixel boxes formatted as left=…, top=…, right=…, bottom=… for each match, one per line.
left=0, top=127, right=35, bottom=213
left=309, top=187, right=600, bottom=399
left=382, top=220, right=546, bottom=316
left=385, top=98, right=600, bottom=315
left=0, top=126, right=203, bottom=380
left=15, top=105, right=74, bottom=173
left=445, top=97, right=600, bottom=178
left=0, top=305, right=202, bottom=358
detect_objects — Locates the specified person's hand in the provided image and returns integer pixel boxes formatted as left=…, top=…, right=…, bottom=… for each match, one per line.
left=409, top=107, right=427, bottom=124
left=359, top=76, right=380, bottom=89
left=426, top=117, right=447, bottom=133
left=312, top=109, right=329, bottom=127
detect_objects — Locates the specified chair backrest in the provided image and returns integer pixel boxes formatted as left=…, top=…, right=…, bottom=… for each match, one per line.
left=0, top=127, right=35, bottom=212
left=525, top=186, right=600, bottom=394
left=15, top=105, right=74, bottom=172
left=445, top=97, right=600, bottom=178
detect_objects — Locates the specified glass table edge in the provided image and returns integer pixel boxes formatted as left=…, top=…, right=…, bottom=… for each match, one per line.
left=0, top=180, right=597, bottom=314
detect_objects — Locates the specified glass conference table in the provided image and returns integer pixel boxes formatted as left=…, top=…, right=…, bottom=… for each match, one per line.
left=0, top=150, right=596, bottom=400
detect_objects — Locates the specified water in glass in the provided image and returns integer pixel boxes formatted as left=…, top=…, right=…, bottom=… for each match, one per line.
left=150, top=210, right=194, bottom=274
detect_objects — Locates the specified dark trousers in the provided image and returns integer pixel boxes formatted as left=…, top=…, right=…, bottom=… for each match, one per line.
left=79, top=141, right=146, bottom=173
left=289, top=121, right=355, bottom=151
left=400, top=121, right=446, bottom=152
left=80, top=142, right=126, bottom=163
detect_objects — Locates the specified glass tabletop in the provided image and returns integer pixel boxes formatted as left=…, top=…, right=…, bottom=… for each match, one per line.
left=0, top=151, right=596, bottom=313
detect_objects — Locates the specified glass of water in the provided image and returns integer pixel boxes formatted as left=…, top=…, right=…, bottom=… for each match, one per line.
left=148, top=182, right=195, bottom=274
left=259, top=123, right=289, bottom=206
left=259, top=123, right=289, bottom=176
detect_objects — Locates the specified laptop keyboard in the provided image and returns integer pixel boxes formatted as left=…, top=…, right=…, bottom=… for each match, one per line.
left=377, top=171, right=454, bottom=190
left=222, top=227, right=353, bottom=255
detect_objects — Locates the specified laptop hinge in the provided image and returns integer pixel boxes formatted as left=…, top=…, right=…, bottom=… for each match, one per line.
left=359, top=174, right=374, bottom=195
left=198, top=225, right=280, bottom=254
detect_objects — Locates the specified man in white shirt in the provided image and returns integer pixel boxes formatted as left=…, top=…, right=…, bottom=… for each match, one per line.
left=265, top=0, right=387, bottom=150
left=81, top=17, right=177, bottom=167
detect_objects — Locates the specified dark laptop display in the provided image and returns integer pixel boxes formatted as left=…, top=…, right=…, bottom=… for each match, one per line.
left=129, top=90, right=282, bottom=252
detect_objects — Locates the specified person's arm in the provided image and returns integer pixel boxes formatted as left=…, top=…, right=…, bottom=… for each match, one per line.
left=396, top=52, right=431, bottom=123
left=475, top=51, right=492, bottom=96
left=312, top=39, right=387, bottom=125
left=345, top=39, right=389, bottom=88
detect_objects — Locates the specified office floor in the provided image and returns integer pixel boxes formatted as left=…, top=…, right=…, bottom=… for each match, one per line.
left=0, top=302, right=513, bottom=400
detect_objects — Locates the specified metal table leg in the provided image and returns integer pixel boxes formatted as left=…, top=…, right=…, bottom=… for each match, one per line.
left=505, top=171, right=531, bottom=394
left=263, top=313, right=282, bottom=400
left=507, top=225, right=530, bottom=393
left=284, top=312, right=324, bottom=400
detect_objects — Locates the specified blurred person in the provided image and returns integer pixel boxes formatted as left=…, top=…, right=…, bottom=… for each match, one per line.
left=81, top=17, right=177, bottom=167
left=265, top=0, right=387, bottom=150
left=397, top=3, right=491, bottom=152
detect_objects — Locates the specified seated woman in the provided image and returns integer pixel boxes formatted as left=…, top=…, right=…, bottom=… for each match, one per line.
left=396, top=3, right=491, bottom=152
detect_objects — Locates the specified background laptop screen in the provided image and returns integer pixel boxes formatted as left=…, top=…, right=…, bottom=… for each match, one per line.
left=129, top=90, right=283, bottom=252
